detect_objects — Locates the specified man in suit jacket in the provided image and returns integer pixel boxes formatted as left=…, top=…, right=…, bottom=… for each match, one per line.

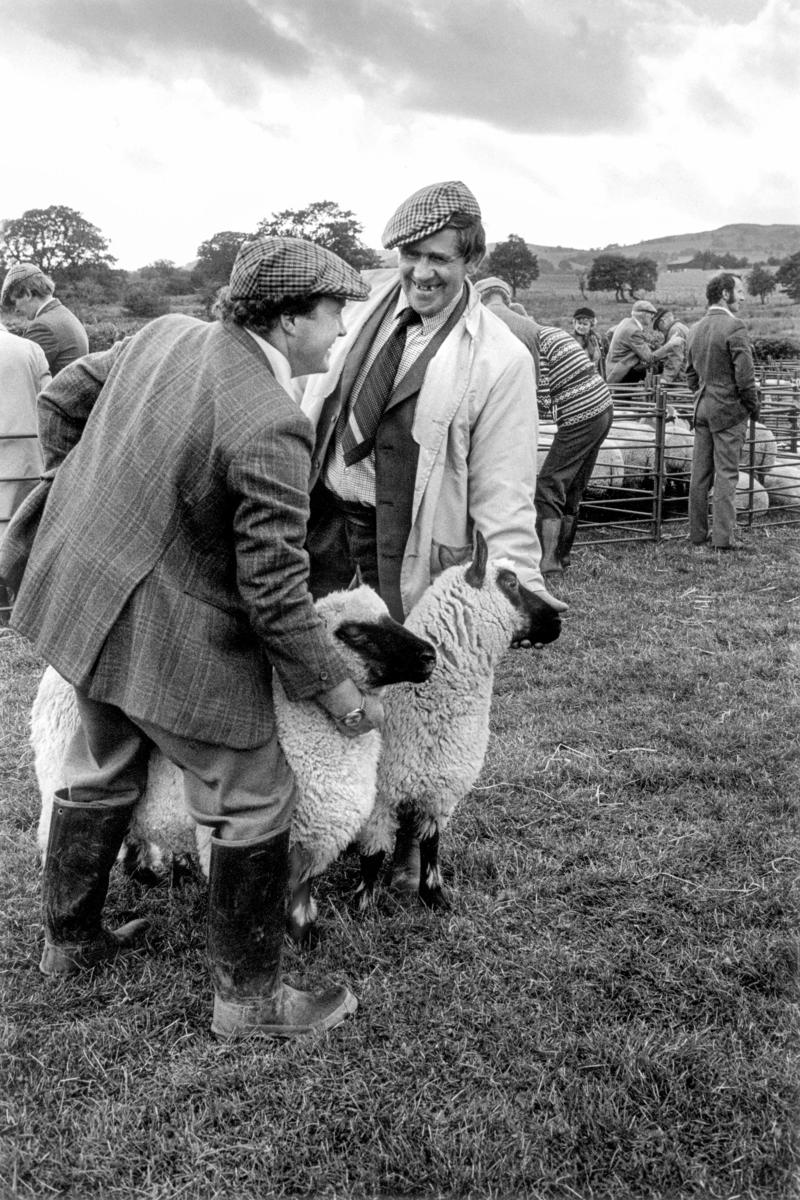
left=686, top=273, right=759, bottom=550
left=1, top=237, right=379, bottom=1039
left=1, top=262, right=89, bottom=374
left=605, top=299, right=682, bottom=385
left=302, top=180, right=566, bottom=633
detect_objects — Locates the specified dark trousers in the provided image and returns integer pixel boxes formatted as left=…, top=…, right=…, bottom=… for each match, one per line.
left=307, top=487, right=380, bottom=599
left=535, top=407, right=614, bottom=523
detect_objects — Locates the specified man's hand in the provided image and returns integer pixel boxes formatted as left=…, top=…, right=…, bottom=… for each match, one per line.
left=316, top=679, right=385, bottom=738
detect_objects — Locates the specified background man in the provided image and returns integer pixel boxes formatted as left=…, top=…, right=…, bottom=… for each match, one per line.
left=0, top=318, right=50, bottom=622
left=1, top=262, right=89, bottom=375
left=302, top=180, right=566, bottom=638
left=1, top=237, right=378, bottom=1040
left=652, top=306, right=689, bottom=385
left=476, top=282, right=614, bottom=592
left=605, top=299, right=682, bottom=385
left=686, top=273, right=758, bottom=551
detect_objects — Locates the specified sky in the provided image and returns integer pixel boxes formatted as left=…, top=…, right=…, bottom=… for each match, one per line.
left=1, top=0, right=798, bottom=270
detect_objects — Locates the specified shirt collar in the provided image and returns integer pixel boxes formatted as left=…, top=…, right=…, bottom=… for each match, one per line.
left=245, top=328, right=301, bottom=402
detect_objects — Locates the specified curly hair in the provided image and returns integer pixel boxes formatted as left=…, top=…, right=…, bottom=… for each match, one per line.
left=212, top=286, right=320, bottom=331
left=706, top=273, right=740, bottom=306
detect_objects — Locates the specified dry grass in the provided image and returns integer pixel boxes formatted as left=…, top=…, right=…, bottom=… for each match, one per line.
left=1, top=525, right=799, bottom=1199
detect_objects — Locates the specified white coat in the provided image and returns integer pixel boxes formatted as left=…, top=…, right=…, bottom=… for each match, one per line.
left=303, top=277, right=546, bottom=615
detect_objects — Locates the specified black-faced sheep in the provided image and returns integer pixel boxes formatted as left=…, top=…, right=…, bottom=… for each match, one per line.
left=32, top=583, right=436, bottom=933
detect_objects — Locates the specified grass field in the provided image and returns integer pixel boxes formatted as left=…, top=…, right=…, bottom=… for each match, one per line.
left=2, top=524, right=799, bottom=1199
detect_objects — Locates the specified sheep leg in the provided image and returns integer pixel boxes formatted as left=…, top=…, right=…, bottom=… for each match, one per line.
left=389, top=811, right=421, bottom=895
left=418, top=828, right=449, bottom=911
left=286, top=845, right=319, bottom=947
left=353, top=850, right=385, bottom=913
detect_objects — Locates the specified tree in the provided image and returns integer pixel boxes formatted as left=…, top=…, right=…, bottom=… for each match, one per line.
left=194, top=231, right=250, bottom=286
left=137, top=258, right=192, bottom=296
left=747, top=264, right=777, bottom=305
left=0, top=205, right=115, bottom=274
left=254, top=201, right=382, bottom=270
left=485, top=234, right=539, bottom=297
left=776, top=251, right=800, bottom=303
left=587, top=253, right=657, bottom=301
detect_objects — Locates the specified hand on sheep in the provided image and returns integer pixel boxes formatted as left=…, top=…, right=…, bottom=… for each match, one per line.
left=316, top=680, right=385, bottom=738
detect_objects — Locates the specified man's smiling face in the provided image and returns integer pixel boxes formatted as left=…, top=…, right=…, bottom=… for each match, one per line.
left=397, top=227, right=471, bottom=318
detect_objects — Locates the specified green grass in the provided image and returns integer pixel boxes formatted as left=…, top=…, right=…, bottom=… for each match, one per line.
left=2, top=527, right=799, bottom=1199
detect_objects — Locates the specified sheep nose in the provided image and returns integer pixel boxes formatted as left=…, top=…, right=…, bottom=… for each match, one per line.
left=419, top=645, right=437, bottom=668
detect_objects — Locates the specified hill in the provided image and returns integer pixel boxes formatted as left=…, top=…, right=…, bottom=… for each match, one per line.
left=498, top=224, right=800, bottom=270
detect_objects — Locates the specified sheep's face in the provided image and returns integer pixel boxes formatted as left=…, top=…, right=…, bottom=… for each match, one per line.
left=335, top=616, right=436, bottom=687
left=316, top=583, right=436, bottom=688
left=465, top=532, right=562, bottom=648
left=495, top=569, right=562, bottom=647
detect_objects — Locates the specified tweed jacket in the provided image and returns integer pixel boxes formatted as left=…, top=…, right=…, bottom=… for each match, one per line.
left=685, top=307, right=758, bottom=432
left=605, top=315, right=671, bottom=384
left=0, top=329, right=49, bottom=521
left=303, top=277, right=546, bottom=614
left=6, top=316, right=350, bottom=748
left=25, top=298, right=89, bottom=375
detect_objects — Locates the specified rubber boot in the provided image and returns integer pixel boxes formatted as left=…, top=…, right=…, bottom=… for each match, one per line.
left=558, top=514, right=579, bottom=571
left=208, top=829, right=357, bottom=1039
left=537, top=517, right=565, bottom=590
left=40, top=789, right=149, bottom=976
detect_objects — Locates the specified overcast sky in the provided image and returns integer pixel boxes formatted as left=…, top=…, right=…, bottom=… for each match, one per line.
left=1, top=0, right=798, bottom=269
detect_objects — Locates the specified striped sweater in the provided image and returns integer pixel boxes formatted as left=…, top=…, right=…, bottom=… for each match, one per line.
left=536, top=325, right=613, bottom=426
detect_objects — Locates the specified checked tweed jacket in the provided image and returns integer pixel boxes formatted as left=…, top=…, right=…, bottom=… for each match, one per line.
left=6, top=315, right=350, bottom=748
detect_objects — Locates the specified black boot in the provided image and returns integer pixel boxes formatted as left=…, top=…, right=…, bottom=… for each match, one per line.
left=537, top=517, right=565, bottom=591
left=40, top=790, right=149, bottom=976
left=558, top=514, right=579, bottom=570
left=207, top=829, right=357, bottom=1039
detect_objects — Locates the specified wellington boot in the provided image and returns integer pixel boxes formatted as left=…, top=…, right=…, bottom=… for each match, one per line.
left=207, top=830, right=357, bottom=1040
left=40, top=790, right=148, bottom=977
left=537, top=517, right=564, bottom=577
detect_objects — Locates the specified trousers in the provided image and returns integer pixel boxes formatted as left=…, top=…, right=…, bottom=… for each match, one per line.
left=689, top=399, right=748, bottom=548
left=535, top=407, right=614, bottom=523
left=63, top=689, right=298, bottom=842
left=307, top=487, right=380, bottom=599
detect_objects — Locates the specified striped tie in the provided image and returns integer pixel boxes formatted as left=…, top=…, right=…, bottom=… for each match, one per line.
left=342, top=308, right=421, bottom=466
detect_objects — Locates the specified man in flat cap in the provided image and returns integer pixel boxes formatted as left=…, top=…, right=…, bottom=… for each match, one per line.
left=303, top=180, right=566, bottom=628
left=1, top=262, right=89, bottom=375
left=605, top=298, right=683, bottom=386
left=1, top=237, right=380, bottom=1040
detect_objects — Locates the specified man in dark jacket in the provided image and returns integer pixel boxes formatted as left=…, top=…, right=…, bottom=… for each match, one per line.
left=686, top=273, right=759, bottom=550
left=1, top=262, right=89, bottom=374
left=1, top=237, right=381, bottom=1039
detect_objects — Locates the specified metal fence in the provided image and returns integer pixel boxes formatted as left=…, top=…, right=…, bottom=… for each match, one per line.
left=570, top=369, right=800, bottom=549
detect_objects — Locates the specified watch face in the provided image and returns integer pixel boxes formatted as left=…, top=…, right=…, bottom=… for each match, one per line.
left=343, top=711, right=364, bottom=727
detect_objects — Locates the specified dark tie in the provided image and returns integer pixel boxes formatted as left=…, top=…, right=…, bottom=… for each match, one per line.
left=342, top=307, right=422, bottom=466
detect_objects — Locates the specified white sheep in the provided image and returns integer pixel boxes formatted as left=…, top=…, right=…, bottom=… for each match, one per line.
left=32, top=583, right=436, bottom=940
left=351, top=531, right=563, bottom=914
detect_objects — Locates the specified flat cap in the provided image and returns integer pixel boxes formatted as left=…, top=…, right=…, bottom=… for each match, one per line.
left=1, top=261, right=44, bottom=306
left=382, top=180, right=482, bottom=250
left=652, top=306, right=672, bottom=329
left=475, top=276, right=512, bottom=300
left=632, top=299, right=657, bottom=315
left=229, top=237, right=370, bottom=303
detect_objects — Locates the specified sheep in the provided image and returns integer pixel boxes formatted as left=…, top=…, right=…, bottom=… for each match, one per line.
left=762, top=460, right=800, bottom=506
left=32, top=583, right=436, bottom=941
left=352, top=530, right=563, bottom=914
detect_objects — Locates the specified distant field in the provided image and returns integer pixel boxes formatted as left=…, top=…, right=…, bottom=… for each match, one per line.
left=516, top=271, right=800, bottom=341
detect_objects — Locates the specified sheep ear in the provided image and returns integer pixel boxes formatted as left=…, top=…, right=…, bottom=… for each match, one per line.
left=464, top=531, right=488, bottom=589
left=347, top=565, right=364, bottom=591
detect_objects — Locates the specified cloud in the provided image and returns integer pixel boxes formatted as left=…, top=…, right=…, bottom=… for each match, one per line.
left=3, top=0, right=663, bottom=135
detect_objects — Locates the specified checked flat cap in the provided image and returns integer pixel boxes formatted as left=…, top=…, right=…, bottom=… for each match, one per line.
left=475, top=276, right=512, bottom=300
left=1, top=261, right=45, bottom=306
left=382, top=180, right=481, bottom=250
left=229, top=237, right=370, bottom=303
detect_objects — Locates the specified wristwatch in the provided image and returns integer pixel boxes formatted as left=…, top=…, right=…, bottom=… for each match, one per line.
left=333, top=693, right=367, bottom=728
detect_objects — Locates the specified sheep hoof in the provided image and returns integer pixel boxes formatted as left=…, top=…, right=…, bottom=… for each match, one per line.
left=286, top=914, right=320, bottom=949
left=419, top=885, right=450, bottom=912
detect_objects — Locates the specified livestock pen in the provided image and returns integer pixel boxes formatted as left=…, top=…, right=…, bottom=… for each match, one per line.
left=564, top=367, right=800, bottom=551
